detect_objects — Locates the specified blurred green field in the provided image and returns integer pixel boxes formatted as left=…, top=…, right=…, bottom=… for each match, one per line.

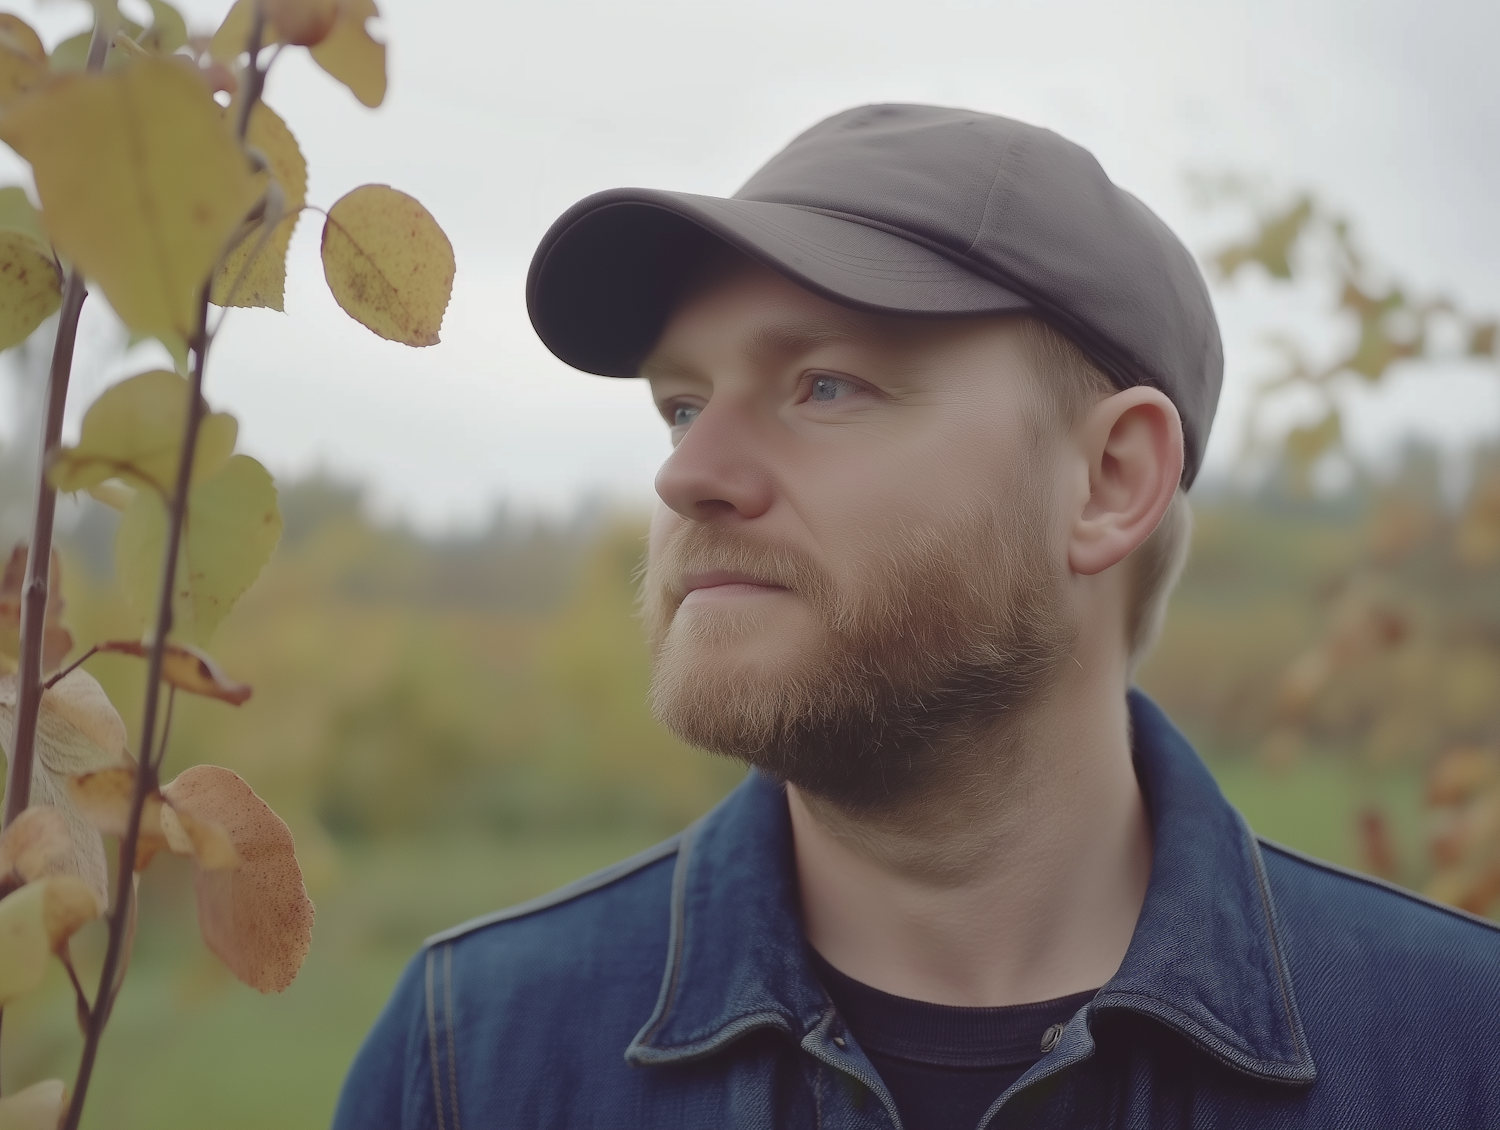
left=0, top=476, right=1449, bottom=1128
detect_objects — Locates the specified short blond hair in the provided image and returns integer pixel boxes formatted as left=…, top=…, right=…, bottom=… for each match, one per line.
left=1012, top=317, right=1194, bottom=671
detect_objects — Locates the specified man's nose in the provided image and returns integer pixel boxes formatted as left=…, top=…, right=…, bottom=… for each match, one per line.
left=654, top=397, right=774, bottom=522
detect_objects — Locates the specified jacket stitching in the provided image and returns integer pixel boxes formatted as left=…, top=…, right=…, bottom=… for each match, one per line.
left=425, top=948, right=447, bottom=1130
left=1258, top=836, right=1500, bottom=934
left=1243, top=820, right=1313, bottom=1069
left=443, top=944, right=461, bottom=1130
left=636, top=820, right=700, bottom=1048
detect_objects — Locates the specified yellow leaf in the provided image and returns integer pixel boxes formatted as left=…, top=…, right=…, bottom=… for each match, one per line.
left=322, top=185, right=454, bottom=347
left=0, top=229, right=62, bottom=351
left=0, top=1079, right=67, bottom=1130
left=0, top=806, right=73, bottom=883
left=0, top=14, right=46, bottom=110
left=49, top=371, right=238, bottom=497
left=210, top=0, right=283, bottom=64
left=212, top=102, right=307, bottom=311
left=0, top=59, right=259, bottom=340
left=0, top=670, right=130, bottom=909
left=68, top=766, right=170, bottom=870
left=116, top=454, right=282, bottom=646
left=0, top=544, right=73, bottom=673
left=162, top=765, right=312, bottom=992
left=0, top=876, right=98, bottom=1005
left=310, top=0, right=384, bottom=107
left=97, top=638, right=253, bottom=704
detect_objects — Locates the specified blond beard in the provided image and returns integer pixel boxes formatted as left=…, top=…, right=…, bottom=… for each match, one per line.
left=641, top=485, right=1075, bottom=814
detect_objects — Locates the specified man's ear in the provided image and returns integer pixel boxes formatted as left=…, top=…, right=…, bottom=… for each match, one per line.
left=1068, top=387, right=1184, bottom=577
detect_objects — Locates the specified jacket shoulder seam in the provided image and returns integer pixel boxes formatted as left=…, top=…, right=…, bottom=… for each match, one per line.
left=1257, top=836, right=1500, bottom=935
left=423, top=833, right=683, bottom=947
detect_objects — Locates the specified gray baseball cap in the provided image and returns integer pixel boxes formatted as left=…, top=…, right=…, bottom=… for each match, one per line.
left=527, top=103, right=1222, bottom=486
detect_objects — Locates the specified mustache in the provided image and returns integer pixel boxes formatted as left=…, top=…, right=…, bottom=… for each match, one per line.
left=644, top=524, right=833, bottom=607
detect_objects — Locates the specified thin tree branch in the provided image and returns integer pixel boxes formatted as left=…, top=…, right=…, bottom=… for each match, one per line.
left=2, top=17, right=111, bottom=833
left=62, top=278, right=212, bottom=1130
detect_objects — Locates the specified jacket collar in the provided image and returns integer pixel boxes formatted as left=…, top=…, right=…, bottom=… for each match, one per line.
left=627, top=690, right=1315, bottom=1086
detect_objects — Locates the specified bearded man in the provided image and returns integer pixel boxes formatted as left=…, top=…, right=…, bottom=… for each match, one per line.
left=334, top=105, right=1500, bottom=1130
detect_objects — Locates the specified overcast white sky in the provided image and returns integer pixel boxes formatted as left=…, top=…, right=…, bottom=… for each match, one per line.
left=2, top=0, right=1498, bottom=529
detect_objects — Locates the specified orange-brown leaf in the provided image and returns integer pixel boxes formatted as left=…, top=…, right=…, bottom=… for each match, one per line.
left=97, top=639, right=252, bottom=705
left=162, top=765, right=313, bottom=992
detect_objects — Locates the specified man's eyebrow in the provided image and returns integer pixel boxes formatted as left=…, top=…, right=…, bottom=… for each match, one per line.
left=743, top=317, right=864, bottom=359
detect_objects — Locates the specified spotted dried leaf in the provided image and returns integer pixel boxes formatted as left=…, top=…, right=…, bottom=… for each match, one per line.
left=163, top=765, right=313, bottom=992
left=321, top=185, right=453, bottom=346
left=0, top=543, right=73, bottom=674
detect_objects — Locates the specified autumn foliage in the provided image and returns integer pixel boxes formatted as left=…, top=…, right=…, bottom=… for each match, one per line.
left=0, top=2, right=452, bottom=1126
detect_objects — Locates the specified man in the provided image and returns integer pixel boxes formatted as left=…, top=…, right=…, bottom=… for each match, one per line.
left=333, top=105, right=1500, bottom=1129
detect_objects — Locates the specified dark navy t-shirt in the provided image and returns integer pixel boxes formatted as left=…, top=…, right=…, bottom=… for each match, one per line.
left=811, top=951, right=1097, bottom=1130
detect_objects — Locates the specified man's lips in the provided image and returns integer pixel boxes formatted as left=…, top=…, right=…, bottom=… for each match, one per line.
left=679, top=571, right=791, bottom=604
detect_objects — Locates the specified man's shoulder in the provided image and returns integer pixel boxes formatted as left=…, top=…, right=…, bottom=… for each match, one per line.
left=1258, top=836, right=1500, bottom=1001
left=426, top=832, right=682, bottom=957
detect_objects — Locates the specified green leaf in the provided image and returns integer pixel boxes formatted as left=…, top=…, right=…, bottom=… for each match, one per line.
left=0, top=877, right=99, bottom=1005
left=138, top=0, right=188, bottom=55
left=50, top=370, right=238, bottom=496
left=321, top=185, right=455, bottom=347
left=0, top=185, right=48, bottom=246
left=116, top=454, right=282, bottom=645
left=0, top=58, right=259, bottom=340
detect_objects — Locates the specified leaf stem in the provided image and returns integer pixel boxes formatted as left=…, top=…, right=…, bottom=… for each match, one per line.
left=1, top=17, right=111, bottom=834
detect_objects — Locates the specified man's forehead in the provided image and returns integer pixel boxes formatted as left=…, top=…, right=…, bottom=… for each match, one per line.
left=641, top=257, right=998, bottom=379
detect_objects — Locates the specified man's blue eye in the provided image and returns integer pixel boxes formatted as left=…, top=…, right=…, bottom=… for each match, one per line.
left=672, top=405, right=700, bottom=427
left=810, top=375, right=852, bottom=401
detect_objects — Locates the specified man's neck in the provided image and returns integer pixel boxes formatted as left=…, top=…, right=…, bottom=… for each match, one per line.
left=788, top=644, right=1152, bottom=1007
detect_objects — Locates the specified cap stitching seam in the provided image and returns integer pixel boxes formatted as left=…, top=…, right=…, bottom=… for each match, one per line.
left=966, top=130, right=1030, bottom=259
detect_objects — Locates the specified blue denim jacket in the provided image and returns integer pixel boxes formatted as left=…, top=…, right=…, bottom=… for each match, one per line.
left=332, top=693, right=1500, bottom=1129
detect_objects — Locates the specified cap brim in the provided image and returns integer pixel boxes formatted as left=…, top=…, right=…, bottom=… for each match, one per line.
left=526, top=188, right=1032, bottom=378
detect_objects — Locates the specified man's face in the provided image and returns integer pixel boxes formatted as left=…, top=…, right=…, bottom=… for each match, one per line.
left=640, top=256, right=1076, bottom=812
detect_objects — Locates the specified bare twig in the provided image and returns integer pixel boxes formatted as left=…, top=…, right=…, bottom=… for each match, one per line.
left=42, top=644, right=100, bottom=691
left=2, top=17, right=111, bottom=833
